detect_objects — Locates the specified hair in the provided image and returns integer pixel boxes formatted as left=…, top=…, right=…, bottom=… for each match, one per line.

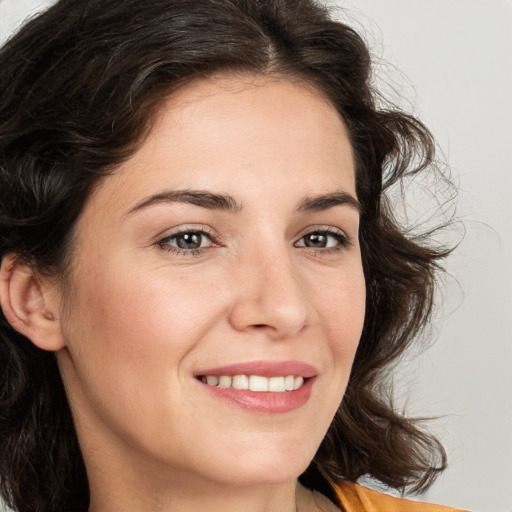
left=0, top=0, right=452, bottom=510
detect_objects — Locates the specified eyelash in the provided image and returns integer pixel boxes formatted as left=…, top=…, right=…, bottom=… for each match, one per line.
left=157, top=227, right=216, bottom=256
left=294, top=227, right=351, bottom=255
left=156, top=226, right=351, bottom=256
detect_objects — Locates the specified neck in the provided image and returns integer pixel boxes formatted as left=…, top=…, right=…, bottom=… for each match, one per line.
left=89, top=474, right=301, bottom=512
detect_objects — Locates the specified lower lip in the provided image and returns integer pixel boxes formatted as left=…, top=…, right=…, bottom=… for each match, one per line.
left=199, top=378, right=315, bottom=414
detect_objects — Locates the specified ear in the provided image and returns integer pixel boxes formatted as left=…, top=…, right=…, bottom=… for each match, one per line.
left=0, top=253, right=66, bottom=351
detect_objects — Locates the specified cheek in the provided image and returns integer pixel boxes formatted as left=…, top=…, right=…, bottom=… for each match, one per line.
left=319, top=266, right=366, bottom=371
left=70, top=258, right=220, bottom=347
left=58, top=261, right=229, bottom=449
left=321, top=263, right=366, bottom=325
left=60, top=261, right=221, bottom=400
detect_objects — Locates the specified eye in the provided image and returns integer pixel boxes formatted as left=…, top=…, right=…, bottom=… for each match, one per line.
left=295, top=228, right=349, bottom=251
left=158, top=229, right=214, bottom=254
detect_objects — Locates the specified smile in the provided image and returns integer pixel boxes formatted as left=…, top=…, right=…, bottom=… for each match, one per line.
left=199, top=375, right=305, bottom=392
left=194, top=361, right=317, bottom=413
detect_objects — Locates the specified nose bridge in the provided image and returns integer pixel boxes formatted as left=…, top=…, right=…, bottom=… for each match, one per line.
left=229, top=239, right=314, bottom=337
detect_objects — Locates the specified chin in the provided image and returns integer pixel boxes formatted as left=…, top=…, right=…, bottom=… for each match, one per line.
left=192, top=438, right=317, bottom=488
left=204, top=461, right=308, bottom=488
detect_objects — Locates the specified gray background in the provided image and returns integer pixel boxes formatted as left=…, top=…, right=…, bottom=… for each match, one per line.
left=1, top=1, right=511, bottom=511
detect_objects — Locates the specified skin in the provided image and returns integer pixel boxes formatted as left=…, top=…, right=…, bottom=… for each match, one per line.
left=2, top=75, right=366, bottom=511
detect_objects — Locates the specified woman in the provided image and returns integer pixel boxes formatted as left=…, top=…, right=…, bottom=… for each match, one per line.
left=0, top=0, right=465, bottom=511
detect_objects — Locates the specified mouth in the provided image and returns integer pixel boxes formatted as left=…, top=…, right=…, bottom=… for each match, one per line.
left=197, top=374, right=306, bottom=392
left=194, top=361, right=317, bottom=413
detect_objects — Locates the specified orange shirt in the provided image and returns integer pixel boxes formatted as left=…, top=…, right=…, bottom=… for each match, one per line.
left=335, top=482, right=468, bottom=512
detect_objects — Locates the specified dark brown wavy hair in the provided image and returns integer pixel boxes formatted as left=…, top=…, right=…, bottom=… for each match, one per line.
left=0, top=0, right=452, bottom=510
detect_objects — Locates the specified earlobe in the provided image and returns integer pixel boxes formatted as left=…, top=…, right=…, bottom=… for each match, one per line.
left=0, top=254, right=66, bottom=351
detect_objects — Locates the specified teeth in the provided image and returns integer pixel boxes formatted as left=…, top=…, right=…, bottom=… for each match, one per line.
left=218, top=376, right=232, bottom=388
left=268, top=377, right=285, bottom=392
left=232, top=375, right=249, bottom=390
left=206, top=376, right=219, bottom=386
left=200, top=374, right=305, bottom=392
left=249, top=375, right=268, bottom=392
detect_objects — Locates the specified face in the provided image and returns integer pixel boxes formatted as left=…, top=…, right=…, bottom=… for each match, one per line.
left=55, top=75, right=366, bottom=491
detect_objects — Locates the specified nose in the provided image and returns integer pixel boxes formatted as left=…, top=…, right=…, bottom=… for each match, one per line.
left=228, top=247, right=317, bottom=339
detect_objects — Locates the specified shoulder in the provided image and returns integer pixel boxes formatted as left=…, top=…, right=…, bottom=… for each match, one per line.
left=333, top=481, right=468, bottom=512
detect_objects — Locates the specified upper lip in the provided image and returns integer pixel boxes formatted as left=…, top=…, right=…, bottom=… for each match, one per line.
left=194, top=360, right=318, bottom=378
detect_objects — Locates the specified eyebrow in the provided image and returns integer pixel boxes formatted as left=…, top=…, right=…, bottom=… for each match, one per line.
left=297, top=191, right=361, bottom=213
left=127, top=190, right=243, bottom=214
left=126, top=189, right=361, bottom=215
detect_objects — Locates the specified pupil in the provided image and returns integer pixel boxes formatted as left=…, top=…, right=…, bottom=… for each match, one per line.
left=306, top=233, right=327, bottom=248
left=177, top=233, right=201, bottom=249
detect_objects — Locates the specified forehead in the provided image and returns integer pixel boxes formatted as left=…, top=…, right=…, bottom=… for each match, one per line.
left=157, top=73, right=344, bottom=132
left=83, top=74, right=356, bottom=217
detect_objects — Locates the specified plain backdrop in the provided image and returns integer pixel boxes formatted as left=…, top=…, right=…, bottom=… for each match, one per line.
left=1, top=1, right=511, bottom=512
